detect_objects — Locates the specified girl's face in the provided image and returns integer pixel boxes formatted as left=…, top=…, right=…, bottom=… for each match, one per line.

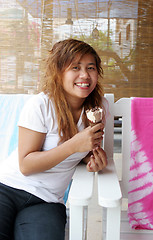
left=62, top=53, right=98, bottom=104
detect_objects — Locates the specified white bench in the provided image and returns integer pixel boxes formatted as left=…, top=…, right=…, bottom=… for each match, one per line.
left=98, top=94, right=153, bottom=240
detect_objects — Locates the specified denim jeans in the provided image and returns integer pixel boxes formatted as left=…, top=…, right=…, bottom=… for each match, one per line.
left=0, top=182, right=66, bottom=240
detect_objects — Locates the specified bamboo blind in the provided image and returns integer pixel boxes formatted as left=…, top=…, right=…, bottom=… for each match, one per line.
left=0, top=0, right=153, bottom=99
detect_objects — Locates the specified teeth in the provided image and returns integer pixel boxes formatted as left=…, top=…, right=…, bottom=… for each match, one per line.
left=75, top=83, right=89, bottom=87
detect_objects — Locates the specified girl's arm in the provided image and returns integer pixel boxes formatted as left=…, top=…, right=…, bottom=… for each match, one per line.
left=18, top=123, right=103, bottom=176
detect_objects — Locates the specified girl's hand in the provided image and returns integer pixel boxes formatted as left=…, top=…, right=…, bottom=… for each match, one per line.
left=86, top=147, right=107, bottom=172
left=71, top=123, right=104, bottom=153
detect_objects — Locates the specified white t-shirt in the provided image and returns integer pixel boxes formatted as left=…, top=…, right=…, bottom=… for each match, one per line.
left=0, top=92, right=109, bottom=204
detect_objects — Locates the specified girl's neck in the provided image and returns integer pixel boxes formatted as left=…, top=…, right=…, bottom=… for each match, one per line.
left=65, top=95, right=85, bottom=123
left=71, top=107, right=83, bottom=124
left=69, top=100, right=84, bottom=124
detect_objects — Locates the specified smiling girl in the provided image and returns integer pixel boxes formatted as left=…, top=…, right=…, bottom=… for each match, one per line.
left=0, top=39, right=108, bottom=240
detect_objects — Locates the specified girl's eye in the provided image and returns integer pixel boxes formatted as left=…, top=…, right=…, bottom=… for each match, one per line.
left=72, top=66, right=79, bottom=70
left=88, top=67, right=95, bottom=70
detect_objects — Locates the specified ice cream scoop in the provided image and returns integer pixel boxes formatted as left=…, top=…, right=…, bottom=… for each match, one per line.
left=86, top=106, right=104, bottom=127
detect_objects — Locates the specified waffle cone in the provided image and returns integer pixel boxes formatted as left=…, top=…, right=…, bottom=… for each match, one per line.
left=88, top=120, right=102, bottom=127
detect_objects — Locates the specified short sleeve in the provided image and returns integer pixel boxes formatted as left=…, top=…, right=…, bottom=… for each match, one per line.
left=18, top=94, right=48, bottom=133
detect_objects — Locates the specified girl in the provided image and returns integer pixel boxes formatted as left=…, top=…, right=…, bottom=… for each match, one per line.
left=0, top=39, right=108, bottom=240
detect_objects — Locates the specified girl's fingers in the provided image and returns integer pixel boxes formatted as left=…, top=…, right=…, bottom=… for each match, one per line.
left=87, top=155, right=97, bottom=172
left=91, top=123, right=103, bottom=133
left=94, top=147, right=107, bottom=167
left=87, top=155, right=101, bottom=172
left=93, top=148, right=103, bottom=169
left=87, top=147, right=107, bottom=172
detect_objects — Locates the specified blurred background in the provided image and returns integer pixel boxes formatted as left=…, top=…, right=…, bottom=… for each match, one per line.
left=0, top=0, right=153, bottom=101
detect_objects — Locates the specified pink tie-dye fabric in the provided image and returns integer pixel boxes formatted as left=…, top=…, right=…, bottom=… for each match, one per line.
left=128, top=98, right=153, bottom=229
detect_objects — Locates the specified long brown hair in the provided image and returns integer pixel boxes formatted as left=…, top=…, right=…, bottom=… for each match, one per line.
left=40, top=39, right=104, bottom=143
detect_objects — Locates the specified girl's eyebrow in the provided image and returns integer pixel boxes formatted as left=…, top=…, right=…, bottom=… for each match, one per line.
left=78, top=62, right=96, bottom=66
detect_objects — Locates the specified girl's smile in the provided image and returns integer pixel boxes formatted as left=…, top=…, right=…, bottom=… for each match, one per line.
left=74, top=82, right=90, bottom=89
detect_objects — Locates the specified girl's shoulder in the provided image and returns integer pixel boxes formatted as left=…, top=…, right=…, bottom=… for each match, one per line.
left=24, top=92, right=54, bottom=109
left=29, top=91, right=49, bottom=103
left=18, top=92, right=55, bottom=133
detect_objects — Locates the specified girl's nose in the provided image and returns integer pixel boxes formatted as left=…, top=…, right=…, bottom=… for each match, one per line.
left=80, top=69, right=89, bottom=79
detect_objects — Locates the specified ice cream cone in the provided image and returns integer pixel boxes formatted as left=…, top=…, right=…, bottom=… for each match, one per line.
left=86, top=106, right=104, bottom=127
left=88, top=120, right=102, bottom=127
